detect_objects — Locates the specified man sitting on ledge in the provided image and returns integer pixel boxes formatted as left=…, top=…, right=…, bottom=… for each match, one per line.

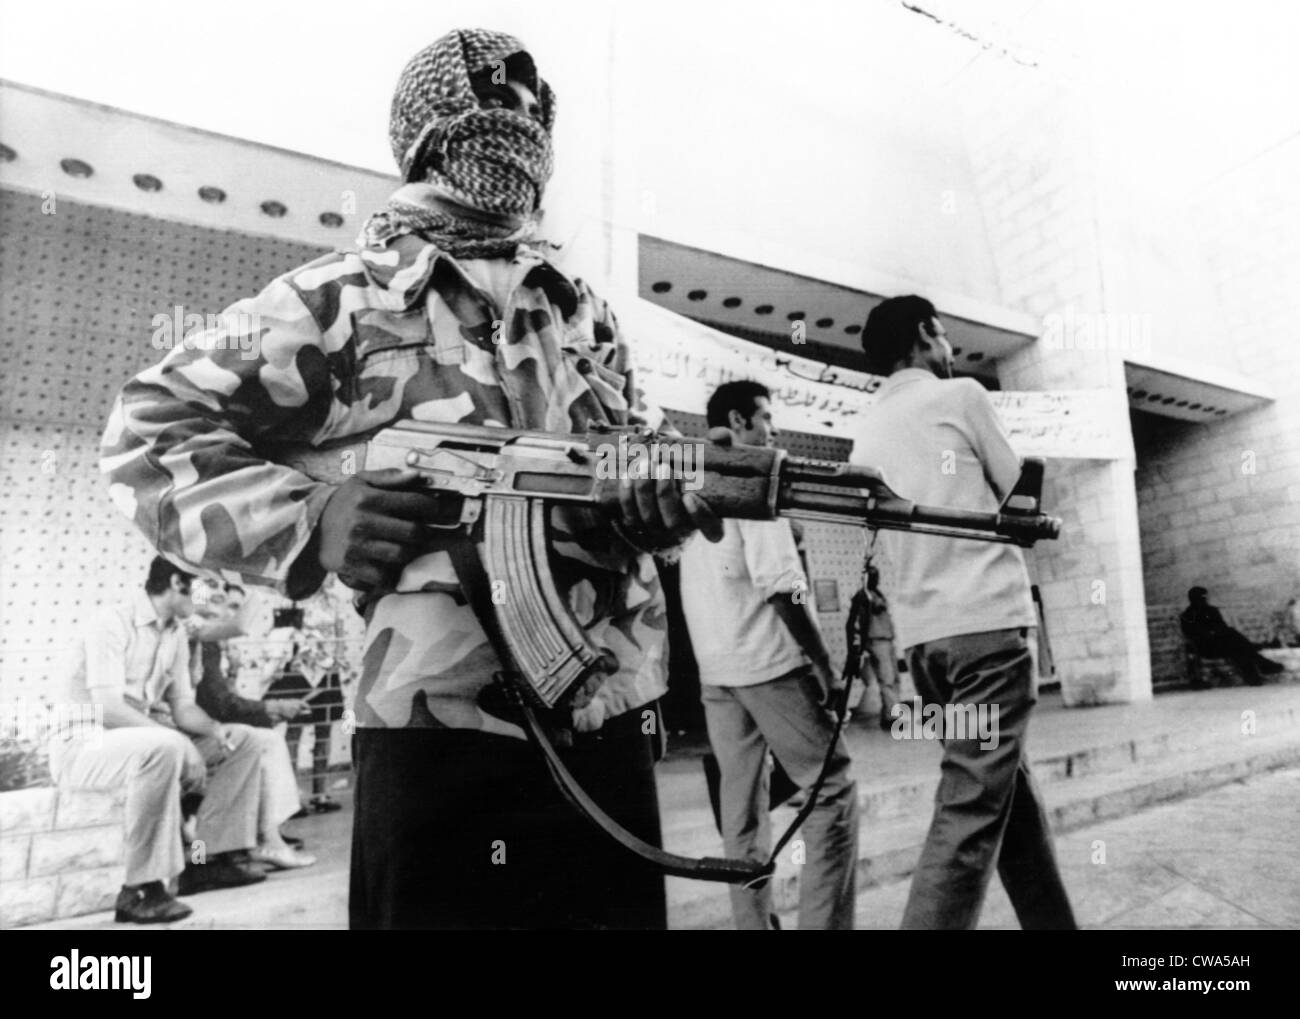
left=51, top=556, right=268, bottom=923
left=190, top=581, right=316, bottom=870
left=1180, top=586, right=1286, bottom=687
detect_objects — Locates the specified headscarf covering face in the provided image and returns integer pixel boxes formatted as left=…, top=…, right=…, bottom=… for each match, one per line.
left=370, top=29, right=556, bottom=258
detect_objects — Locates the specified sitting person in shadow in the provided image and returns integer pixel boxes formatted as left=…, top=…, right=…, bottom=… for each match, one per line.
left=1180, top=586, right=1285, bottom=687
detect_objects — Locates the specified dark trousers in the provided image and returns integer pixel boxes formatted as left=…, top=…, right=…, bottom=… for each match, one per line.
left=349, top=708, right=667, bottom=930
left=1198, top=630, right=1271, bottom=683
left=901, top=627, right=1076, bottom=930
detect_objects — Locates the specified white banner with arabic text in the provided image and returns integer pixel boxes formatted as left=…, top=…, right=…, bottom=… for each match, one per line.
left=618, top=297, right=1134, bottom=461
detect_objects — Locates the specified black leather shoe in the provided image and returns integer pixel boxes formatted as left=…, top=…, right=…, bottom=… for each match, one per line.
left=114, top=882, right=193, bottom=923
left=178, top=856, right=268, bottom=895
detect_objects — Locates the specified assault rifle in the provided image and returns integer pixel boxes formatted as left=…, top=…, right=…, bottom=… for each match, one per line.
left=270, top=419, right=1060, bottom=885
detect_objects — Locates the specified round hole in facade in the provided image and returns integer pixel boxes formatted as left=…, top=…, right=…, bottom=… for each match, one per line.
left=967, top=351, right=984, bottom=361
left=1188, top=403, right=1201, bottom=410
left=755, top=304, right=774, bottom=315
left=261, top=200, right=288, bottom=218
left=0, top=143, right=16, bottom=163
left=60, top=158, right=93, bottom=178
left=1146, top=393, right=1162, bottom=401
left=1161, top=396, right=1177, bottom=404
left=951, top=347, right=963, bottom=356
left=844, top=324, right=861, bottom=335
left=687, top=289, right=707, bottom=301
left=722, top=297, right=742, bottom=308
left=1215, top=409, right=1228, bottom=415
left=787, top=311, right=805, bottom=321
left=198, top=186, right=227, bottom=204
left=1175, top=400, right=1189, bottom=407
left=651, top=281, right=672, bottom=294
left=1133, top=389, right=1148, bottom=399
left=319, top=211, right=344, bottom=228
left=132, top=174, right=163, bottom=193
left=816, top=318, right=833, bottom=329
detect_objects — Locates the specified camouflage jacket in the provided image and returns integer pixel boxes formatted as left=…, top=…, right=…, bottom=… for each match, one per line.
left=102, top=197, right=668, bottom=736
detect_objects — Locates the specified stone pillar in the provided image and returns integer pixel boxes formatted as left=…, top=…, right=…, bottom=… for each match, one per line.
left=997, top=341, right=1151, bottom=705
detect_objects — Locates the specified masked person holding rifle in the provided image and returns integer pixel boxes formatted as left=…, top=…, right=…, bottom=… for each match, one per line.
left=101, top=28, right=722, bottom=930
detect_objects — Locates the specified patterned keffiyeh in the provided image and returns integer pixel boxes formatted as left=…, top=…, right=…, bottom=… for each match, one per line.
left=374, top=28, right=557, bottom=258
left=359, top=184, right=549, bottom=260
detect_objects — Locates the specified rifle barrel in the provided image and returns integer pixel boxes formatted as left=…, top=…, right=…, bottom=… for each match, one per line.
left=779, top=486, right=1057, bottom=546
left=781, top=486, right=996, bottom=531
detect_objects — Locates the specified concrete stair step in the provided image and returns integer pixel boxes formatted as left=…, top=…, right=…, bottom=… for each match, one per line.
left=667, top=726, right=1300, bottom=928
left=659, top=699, right=1300, bottom=863
left=1033, top=700, right=1299, bottom=781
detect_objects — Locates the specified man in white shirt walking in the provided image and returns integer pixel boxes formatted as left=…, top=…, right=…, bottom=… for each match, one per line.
left=850, top=295, right=1075, bottom=930
left=680, top=381, right=859, bottom=930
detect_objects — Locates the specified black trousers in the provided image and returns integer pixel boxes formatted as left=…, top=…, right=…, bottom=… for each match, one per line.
left=1199, top=630, right=1270, bottom=681
left=349, top=709, right=668, bottom=930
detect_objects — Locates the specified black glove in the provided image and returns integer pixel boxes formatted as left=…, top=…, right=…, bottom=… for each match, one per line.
left=314, top=468, right=460, bottom=591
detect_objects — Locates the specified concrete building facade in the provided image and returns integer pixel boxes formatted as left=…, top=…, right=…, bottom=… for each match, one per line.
left=2, top=1, right=1297, bottom=727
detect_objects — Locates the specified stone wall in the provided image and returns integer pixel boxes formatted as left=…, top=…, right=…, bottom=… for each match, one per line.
left=0, top=784, right=125, bottom=927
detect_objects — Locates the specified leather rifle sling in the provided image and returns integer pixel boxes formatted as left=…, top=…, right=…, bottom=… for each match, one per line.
left=446, top=537, right=772, bottom=885
left=769, top=676, right=852, bottom=863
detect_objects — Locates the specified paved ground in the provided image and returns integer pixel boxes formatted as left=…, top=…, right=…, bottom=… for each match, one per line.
left=33, top=763, right=1300, bottom=931
left=24, top=680, right=1300, bottom=930
left=830, top=764, right=1300, bottom=930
